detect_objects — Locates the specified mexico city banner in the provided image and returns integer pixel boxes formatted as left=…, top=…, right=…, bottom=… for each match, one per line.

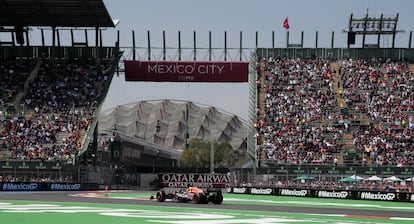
left=124, top=60, right=249, bottom=82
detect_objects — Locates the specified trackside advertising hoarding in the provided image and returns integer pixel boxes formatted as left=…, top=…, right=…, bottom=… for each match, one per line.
left=0, top=182, right=98, bottom=191
left=226, top=187, right=414, bottom=203
left=124, top=60, right=249, bottom=82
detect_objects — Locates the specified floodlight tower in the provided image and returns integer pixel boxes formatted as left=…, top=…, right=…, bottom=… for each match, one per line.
left=344, top=11, right=403, bottom=48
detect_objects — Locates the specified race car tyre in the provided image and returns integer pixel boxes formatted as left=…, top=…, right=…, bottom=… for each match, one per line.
left=200, top=193, right=208, bottom=204
left=192, top=193, right=208, bottom=204
left=156, top=190, right=166, bottom=202
left=192, top=193, right=201, bottom=204
left=210, top=192, right=223, bottom=204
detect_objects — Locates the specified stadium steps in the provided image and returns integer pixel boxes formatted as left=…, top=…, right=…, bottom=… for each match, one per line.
left=361, top=113, right=371, bottom=126
left=13, top=60, right=42, bottom=112
left=409, top=64, right=414, bottom=73
left=0, top=149, right=12, bottom=160
left=258, top=62, right=266, bottom=117
left=330, top=62, right=353, bottom=165
left=79, top=128, right=86, bottom=152
left=329, top=62, right=345, bottom=108
left=343, top=132, right=354, bottom=152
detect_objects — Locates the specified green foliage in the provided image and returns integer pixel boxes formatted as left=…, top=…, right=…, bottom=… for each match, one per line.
left=178, top=139, right=247, bottom=168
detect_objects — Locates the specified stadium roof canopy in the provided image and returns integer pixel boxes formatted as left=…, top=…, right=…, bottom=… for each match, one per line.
left=98, top=100, right=248, bottom=151
left=0, top=0, right=115, bottom=27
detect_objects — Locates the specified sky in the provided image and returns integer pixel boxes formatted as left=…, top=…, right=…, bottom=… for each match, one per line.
left=4, top=0, right=414, bottom=121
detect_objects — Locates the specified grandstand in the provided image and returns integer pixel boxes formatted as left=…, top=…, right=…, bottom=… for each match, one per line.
left=255, top=56, right=414, bottom=167
left=0, top=0, right=120, bottom=183
left=1, top=0, right=414, bottom=190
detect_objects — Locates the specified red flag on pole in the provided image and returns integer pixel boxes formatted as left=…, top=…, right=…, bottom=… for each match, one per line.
left=283, top=17, right=290, bottom=29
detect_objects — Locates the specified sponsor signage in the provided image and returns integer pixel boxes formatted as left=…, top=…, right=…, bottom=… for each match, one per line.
left=124, top=60, right=249, bottom=82
left=360, top=192, right=396, bottom=201
left=0, top=161, right=68, bottom=170
left=292, top=167, right=305, bottom=174
left=397, top=168, right=412, bottom=176
left=0, top=182, right=96, bottom=191
left=284, top=166, right=345, bottom=175
left=1, top=183, right=40, bottom=191
left=50, top=183, right=82, bottom=191
left=1, top=162, right=14, bottom=169
left=226, top=187, right=414, bottom=202
left=382, top=167, right=395, bottom=176
left=250, top=188, right=273, bottom=195
left=317, top=190, right=349, bottom=199
left=51, top=162, right=62, bottom=170
left=327, top=167, right=340, bottom=174
left=361, top=167, right=380, bottom=175
left=310, top=167, right=322, bottom=174
left=344, top=167, right=356, bottom=175
left=232, top=187, right=247, bottom=194
left=35, top=162, right=47, bottom=170
left=275, top=166, right=288, bottom=174
left=280, top=189, right=308, bottom=197
left=159, top=173, right=230, bottom=188
left=18, top=162, right=30, bottom=170
left=258, top=165, right=413, bottom=176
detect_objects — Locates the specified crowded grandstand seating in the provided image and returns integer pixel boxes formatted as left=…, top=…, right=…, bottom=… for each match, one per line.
left=256, top=57, right=414, bottom=167
left=340, top=58, right=414, bottom=166
left=256, top=57, right=345, bottom=165
left=0, top=58, right=36, bottom=106
left=0, top=57, right=113, bottom=163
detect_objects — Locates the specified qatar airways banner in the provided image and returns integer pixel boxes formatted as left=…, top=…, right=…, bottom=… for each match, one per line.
left=124, top=60, right=249, bottom=82
left=159, top=173, right=230, bottom=188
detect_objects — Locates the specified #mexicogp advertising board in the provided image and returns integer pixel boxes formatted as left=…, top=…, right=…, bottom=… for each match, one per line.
left=124, top=60, right=249, bottom=82
left=227, top=187, right=414, bottom=203
left=0, top=182, right=99, bottom=191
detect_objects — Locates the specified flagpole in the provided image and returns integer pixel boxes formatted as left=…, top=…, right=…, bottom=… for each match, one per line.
left=283, top=17, right=290, bottom=48
left=286, top=30, right=289, bottom=48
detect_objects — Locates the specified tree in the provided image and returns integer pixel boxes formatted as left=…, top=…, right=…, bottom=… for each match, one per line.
left=179, top=139, right=248, bottom=168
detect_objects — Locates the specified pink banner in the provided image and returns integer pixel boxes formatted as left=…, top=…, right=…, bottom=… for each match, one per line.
left=124, top=60, right=248, bottom=82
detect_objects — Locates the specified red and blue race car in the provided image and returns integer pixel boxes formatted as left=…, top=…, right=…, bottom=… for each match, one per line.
left=150, top=186, right=223, bottom=204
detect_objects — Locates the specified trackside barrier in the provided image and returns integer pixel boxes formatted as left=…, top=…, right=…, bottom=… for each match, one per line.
left=226, top=187, right=414, bottom=203
left=0, top=182, right=98, bottom=191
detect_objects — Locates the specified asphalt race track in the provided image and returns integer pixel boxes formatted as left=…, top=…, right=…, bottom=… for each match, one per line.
left=1, top=191, right=414, bottom=219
